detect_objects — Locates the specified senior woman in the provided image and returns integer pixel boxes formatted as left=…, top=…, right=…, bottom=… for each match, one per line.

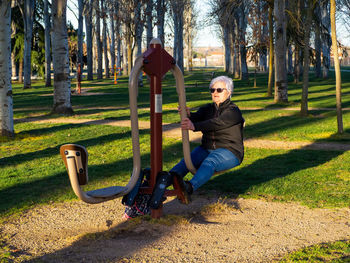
left=170, top=75, right=244, bottom=198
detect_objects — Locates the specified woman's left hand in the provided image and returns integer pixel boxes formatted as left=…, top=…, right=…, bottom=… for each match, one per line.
left=181, top=118, right=194, bottom=130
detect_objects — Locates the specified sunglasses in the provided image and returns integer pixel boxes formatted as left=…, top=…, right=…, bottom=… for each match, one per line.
left=210, top=88, right=226, bottom=93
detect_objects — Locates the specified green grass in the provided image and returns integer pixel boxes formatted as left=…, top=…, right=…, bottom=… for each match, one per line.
left=280, top=240, right=350, bottom=262
left=4, top=69, right=350, bottom=215
left=3, top=68, right=350, bottom=260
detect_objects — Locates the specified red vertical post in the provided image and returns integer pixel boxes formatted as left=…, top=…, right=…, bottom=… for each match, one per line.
left=150, top=72, right=162, bottom=188
left=142, top=39, right=175, bottom=217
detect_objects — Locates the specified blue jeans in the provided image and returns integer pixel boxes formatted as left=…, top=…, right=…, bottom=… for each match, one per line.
left=170, top=146, right=240, bottom=191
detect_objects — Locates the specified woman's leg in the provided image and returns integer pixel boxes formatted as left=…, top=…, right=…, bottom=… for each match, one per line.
left=170, top=146, right=209, bottom=177
left=190, top=148, right=240, bottom=191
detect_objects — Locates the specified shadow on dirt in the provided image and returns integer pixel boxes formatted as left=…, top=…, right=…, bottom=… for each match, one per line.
left=22, top=135, right=348, bottom=262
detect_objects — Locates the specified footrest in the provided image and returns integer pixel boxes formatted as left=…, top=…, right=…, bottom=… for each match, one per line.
left=87, top=186, right=127, bottom=198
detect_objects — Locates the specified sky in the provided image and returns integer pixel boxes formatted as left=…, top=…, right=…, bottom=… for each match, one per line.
left=67, top=1, right=350, bottom=48
left=67, top=0, right=223, bottom=48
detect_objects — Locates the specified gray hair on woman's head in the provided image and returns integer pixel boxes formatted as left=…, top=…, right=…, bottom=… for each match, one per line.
left=209, top=75, right=234, bottom=93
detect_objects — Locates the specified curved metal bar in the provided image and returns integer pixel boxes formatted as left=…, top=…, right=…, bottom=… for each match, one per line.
left=60, top=56, right=144, bottom=203
left=123, top=55, right=144, bottom=191
left=170, top=65, right=196, bottom=175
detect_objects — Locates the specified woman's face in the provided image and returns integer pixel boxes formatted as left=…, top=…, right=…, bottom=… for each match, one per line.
left=211, top=81, right=231, bottom=105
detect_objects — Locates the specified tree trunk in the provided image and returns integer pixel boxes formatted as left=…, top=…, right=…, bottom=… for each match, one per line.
left=223, top=25, right=230, bottom=73
left=102, top=0, right=109, bottom=78
left=234, top=43, right=240, bottom=79
left=96, top=0, right=103, bottom=79
left=18, top=59, right=23, bottom=83
left=123, top=38, right=128, bottom=76
left=301, top=1, right=313, bottom=116
left=294, top=45, right=299, bottom=83
left=229, top=30, right=235, bottom=75
left=267, top=5, right=274, bottom=97
left=146, top=0, right=153, bottom=47
left=157, top=0, right=165, bottom=45
left=135, top=1, right=143, bottom=84
left=23, top=0, right=34, bottom=89
left=287, top=45, right=293, bottom=75
left=330, top=0, right=343, bottom=134
left=85, top=0, right=93, bottom=80
left=127, top=39, right=132, bottom=76
left=321, top=1, right=331, bottom=79
left=77, top=0, right=84, bottom=69
left=51, top=0, right=73, bottom=115
left=177, top=9, right=184, bottom=73
left=314, top=4, right=322, bottom=78
left=0, top=0, right=14, bottom=137
left=237, top=5, right=248, bottom=80
left=274, top=0, right=288, bottom=103
left=173, top=11, right=178, bottom=63
left=115, top=1, right=121, bottom=69
left=110, top=4, right=115, bottom=74
left=11, top=52, right=16, bottom=78
left=260, top=10, right=268, bottom=72
left=44, top=0, right=51, bottom=87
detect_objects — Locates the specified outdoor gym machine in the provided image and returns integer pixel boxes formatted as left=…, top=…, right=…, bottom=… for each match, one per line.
left=60, top=38, right=196, bottom=217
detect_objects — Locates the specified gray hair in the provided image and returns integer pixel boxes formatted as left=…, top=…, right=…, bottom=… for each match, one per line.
left=209, top=76, right=234, bottom=93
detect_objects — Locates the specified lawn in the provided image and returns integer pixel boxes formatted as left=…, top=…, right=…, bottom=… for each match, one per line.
left=1, top=68, right=350, bottom=260
left=3, top=68, right=349, bottom=215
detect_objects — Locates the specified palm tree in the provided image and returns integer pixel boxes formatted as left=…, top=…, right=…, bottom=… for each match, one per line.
left=0, top=0, right=14, bottom=137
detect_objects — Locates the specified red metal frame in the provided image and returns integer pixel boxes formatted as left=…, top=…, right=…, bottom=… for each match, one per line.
left=141, top=41, right=187, bottom=217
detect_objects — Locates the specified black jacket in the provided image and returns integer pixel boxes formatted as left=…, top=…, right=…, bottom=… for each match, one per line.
left=189, top=98, right=244, bottom=163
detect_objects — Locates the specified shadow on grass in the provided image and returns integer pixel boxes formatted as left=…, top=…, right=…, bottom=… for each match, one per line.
left=9, top=133, right=349, bottom=262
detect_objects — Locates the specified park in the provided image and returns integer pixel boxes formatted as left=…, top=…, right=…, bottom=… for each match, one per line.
left=0, top=0, right=350, bottom=262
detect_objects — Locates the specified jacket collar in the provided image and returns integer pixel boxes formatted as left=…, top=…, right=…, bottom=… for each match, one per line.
left=214, top=98, right=231, bottom=109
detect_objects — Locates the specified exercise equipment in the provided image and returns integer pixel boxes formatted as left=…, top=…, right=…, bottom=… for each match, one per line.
left=60, top=38, right=196, bottom=210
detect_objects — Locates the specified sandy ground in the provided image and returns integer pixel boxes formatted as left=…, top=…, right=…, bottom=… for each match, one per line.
left=1, top=195, right=349, bottom=263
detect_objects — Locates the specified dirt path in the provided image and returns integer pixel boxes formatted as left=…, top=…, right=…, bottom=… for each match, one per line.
left=1, top=196, right=349, bottom=262
left=18, top=116, right=350, bottom=151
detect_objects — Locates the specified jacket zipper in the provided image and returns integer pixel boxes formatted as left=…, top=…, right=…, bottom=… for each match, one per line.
left=212, top=106, right=219, bottom=149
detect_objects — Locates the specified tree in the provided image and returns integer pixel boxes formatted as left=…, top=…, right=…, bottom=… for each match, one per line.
left=314, top=3, right=322, bottom=79
left=156, top=0, right=166, bottom=45
left=274, top=0, right=288, bottom=103
left=146, top=0, right=153, bottom=47
left=330, top=0, right=343, bottom=134
left=44, top=0, right=51, bottom=87
left=0, top=0, right=14, bottom=137
left=235, top=2, right=249, bottom=80
left=51, top=0, right=73, bottom=115
left=301, top=0, right=315, bottom=116
left=95, top=0, right=103, bottom=79
left=20, top=0, right=35, bottom=89
left=321, top=0, right=331, bottom=79
left=77, top=0, right=84, bottom=69
left=170, top=0, right=185, bottom=72
left=84, top=0, right=93, bottom=80
left=109, top=1, right=116, bottom=72
left=114, top=0, right=122, bottom=69
left=11, top=4, right=24, bottom=83
left=267, top=1, right=274, bottom=96
left=102, top=0, right=109, bottom=78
